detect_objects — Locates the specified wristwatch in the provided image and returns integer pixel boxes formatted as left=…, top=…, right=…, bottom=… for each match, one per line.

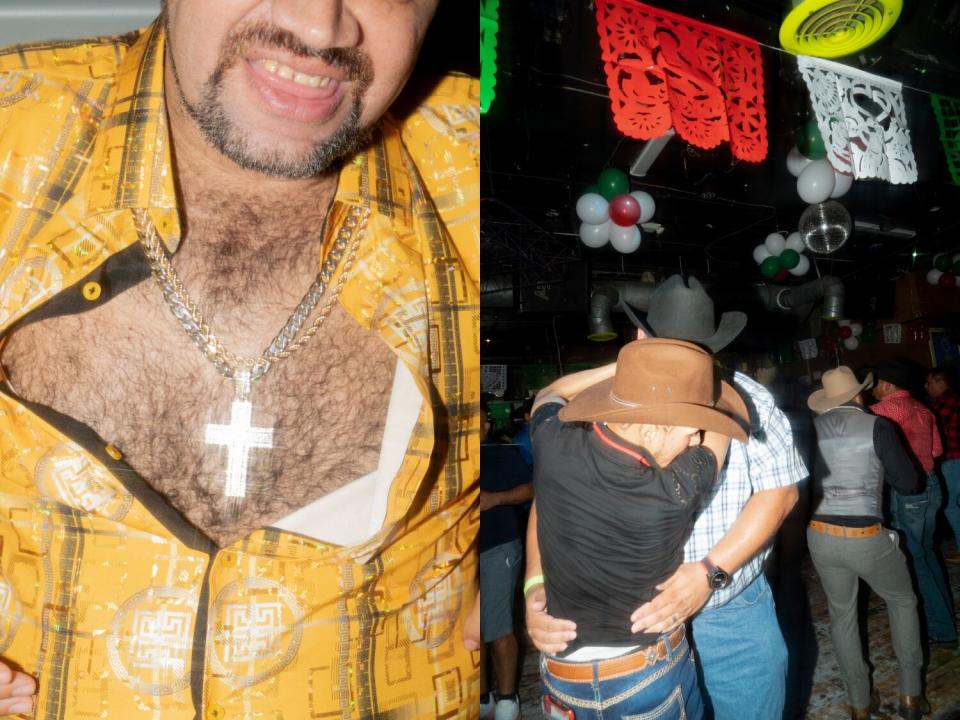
left=702, top=556, right=731, bottom=590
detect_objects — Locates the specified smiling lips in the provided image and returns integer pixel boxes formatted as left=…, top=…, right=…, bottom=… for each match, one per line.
left=245, top=57, right=346, bottom=123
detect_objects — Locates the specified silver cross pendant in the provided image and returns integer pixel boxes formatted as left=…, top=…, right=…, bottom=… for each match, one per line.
left=205, top=370, right=274, bottom=500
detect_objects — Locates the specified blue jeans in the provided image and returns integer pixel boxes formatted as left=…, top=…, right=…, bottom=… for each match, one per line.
left=892, top=476, right=957, bottom=642
left=691, top=576, right=787, bottom=720
left=540, top=631, right=702, bottom=719
left=942, top=459, right=960, bottom=545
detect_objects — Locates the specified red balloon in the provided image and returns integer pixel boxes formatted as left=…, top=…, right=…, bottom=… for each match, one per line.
left=840, top=326, right=853, bottom=339
left=608, top=194, right=642, bottom=227
left=938, top=272, right=956, bottom=287
left=774, top=269, right=789, bottom=282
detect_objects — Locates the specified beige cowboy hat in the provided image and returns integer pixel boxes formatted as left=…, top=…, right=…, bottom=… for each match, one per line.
left=807, top=366, right=873, bottom=414
left=559, top=338, right=749, bottom=442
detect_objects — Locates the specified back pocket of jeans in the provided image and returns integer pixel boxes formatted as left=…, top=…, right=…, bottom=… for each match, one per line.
left=622, top=686, right=685, bottom=720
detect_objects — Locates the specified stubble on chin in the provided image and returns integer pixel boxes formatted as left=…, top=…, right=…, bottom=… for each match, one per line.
left=165, top=20, right=376, bottom=179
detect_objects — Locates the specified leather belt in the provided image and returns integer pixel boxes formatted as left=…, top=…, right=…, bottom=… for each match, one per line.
left=809, top=520, right=881, bottom=538
left=545, top=625, right=686, bottom=682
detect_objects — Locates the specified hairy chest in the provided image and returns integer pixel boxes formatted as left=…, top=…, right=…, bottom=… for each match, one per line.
left=1, top=284, right=399, bottom=547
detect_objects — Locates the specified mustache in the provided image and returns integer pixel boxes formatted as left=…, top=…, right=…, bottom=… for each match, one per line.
left=212, top=22, right=373, bottom=85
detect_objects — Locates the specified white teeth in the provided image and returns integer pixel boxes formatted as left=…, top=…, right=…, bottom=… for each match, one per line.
left=257, top=59, right=332, bottom=88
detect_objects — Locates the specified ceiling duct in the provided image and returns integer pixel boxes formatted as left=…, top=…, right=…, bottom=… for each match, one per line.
left=588, top=276, right=844, bottom=341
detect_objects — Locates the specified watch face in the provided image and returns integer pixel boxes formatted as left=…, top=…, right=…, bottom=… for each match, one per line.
left=710, top=570, right=730, bottom=589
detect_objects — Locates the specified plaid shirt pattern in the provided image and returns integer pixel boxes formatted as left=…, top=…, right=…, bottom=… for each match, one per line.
left=683, top=373, right=808, bottom=609
left=871, top=390, right=943, bottom=471
left=931, top=390, right=960, bottom=460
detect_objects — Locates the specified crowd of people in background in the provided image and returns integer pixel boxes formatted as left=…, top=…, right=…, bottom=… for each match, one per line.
left=480, top=275, right=960, bottom=720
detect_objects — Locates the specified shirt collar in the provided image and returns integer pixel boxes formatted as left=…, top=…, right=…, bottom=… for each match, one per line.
left=84, top=20, right=179, bottom=242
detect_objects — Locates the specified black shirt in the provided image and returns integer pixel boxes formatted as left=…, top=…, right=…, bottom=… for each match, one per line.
left=479, top=441, right=532, bottom=552
left=531, top=403, right=716, bottom=655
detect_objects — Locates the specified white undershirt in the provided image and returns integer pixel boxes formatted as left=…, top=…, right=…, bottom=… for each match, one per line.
left=271, top=360, right=422, bottom=546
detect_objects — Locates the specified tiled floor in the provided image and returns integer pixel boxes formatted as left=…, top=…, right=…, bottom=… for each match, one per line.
left=516, top=549, right=960, bottom=719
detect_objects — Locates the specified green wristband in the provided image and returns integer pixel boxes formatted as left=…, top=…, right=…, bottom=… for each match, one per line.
left=523, top=575, right=544, bottom=595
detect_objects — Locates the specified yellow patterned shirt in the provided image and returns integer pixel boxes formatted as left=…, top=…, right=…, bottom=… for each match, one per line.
left=0, top=23, right=479, bottom=720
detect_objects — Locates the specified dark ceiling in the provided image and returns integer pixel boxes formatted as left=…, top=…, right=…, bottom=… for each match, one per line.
left=480, top=0, right=960, bottom=360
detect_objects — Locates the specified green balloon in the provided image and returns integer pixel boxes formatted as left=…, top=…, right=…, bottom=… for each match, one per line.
left=760, top=255, right=782, bottom=278
left=935, top=254, right=952, bottom=272
left=779, top=249, right=800, bottom=270
left=583, top=184, right=600, bottom=195
left=795, top=121, right=826, bottom=160
left=597, top=167, right=629, bottom=201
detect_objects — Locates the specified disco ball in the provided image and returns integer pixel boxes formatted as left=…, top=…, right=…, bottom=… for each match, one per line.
left=799, top=201, right=852, bottom=255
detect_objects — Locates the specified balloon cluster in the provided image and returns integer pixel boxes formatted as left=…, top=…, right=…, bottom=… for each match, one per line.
left=838, top=320, right=863, bottom=351
left=787, top=122, right=853, bottom=204
left=926, top=253, right=960, bottom=287
left=753, top=232, right=810, bottom=279
left=575, top=168, right=656, bottom=254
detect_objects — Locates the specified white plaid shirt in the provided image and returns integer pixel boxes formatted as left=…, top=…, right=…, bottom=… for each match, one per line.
left=684, top=372, right=808, bottom=609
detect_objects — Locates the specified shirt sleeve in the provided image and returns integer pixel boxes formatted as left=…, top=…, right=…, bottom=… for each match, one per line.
left=874, top=417, right=922, bottom=495
left=930, top=410, right=944, bottom=458
left=668, top=446, right=717, bottom=510
left=740, top=381, right=808, bottom=493
left=530, top=402, right=563, bottom=438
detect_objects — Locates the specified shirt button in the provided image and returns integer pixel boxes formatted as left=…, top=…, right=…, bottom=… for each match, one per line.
left=82, top=281, right=102, bottom=301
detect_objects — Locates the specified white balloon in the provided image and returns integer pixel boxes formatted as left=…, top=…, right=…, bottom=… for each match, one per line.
left=575, top=193, right=609, bottom=225
left=797, top=159, right=836, bottom=204
left=579, top=220, right=611, bottom=248
left=786, top=146, right=812, bottom=177
left=764, top=233, right=786, bottom=255
left=785, top=232, right=805, bottom=253
left=609, top=223, right=642, bottom=253
left=788, top=254, right=811, bottom=276
left=630, top=191, right=657, bottom=223
left=954, top=253, right=960, bottom=263
left=843, top=336, right=860, bottom=351
left=849, top=322, right=862, bottom=336
left=927, top=269, right=943, bottom=285
left=837, top=319, right=851, bottom=327
left=753, top=244, right=773, bottom=264
left=830, top=170, right=853, bottom=198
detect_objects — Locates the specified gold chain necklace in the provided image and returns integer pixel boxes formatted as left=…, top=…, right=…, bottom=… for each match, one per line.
left=132, top=205, right=369, bottom=501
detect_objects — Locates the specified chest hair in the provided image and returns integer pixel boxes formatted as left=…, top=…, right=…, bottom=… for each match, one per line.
left=2, top=278, right=398, bottom=547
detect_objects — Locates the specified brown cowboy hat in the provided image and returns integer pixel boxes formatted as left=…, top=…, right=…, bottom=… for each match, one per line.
left=559, top=338, right=749, bottom=442
left=807, top=366, right=873, bottom=414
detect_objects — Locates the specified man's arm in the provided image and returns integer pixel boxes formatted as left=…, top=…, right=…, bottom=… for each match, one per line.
left=874, top=418, right=922, bottom=495
left=522, top=501, right=577, bottom=654
left=629, top=484, right=798, bottom=634
left=478, top=483, right=534, bottom=513
left=531, top=363, right=616, bottom=414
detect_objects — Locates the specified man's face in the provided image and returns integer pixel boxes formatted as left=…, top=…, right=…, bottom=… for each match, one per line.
left=163, top=0, right=438, bottom=178
left=925, top=374, right=947, bottom=399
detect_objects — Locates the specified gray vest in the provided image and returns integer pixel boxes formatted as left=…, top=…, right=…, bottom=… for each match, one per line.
left=813, top=407, right=884, bottom=518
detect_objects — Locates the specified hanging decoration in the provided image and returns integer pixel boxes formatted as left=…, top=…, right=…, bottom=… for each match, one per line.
left=787, top=121, right=854, bottom=202
left=779, top=0, right=903, bottom=59
left=837, top=319, right=863, bottom=351
left=574, top=167, right=655, bottom=254
left=480, top=0, right=500, bottom=115
left=799, top=201, right=852, bottom=255
left=753, top=232, right=810, bottom=279
left=931, top=94, right=960, bottom=186
left=594, top=0, right=767, bottom=162
left=925, top=253, right=960, bottom=287
left=797, top=56, right=917, bottom=184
